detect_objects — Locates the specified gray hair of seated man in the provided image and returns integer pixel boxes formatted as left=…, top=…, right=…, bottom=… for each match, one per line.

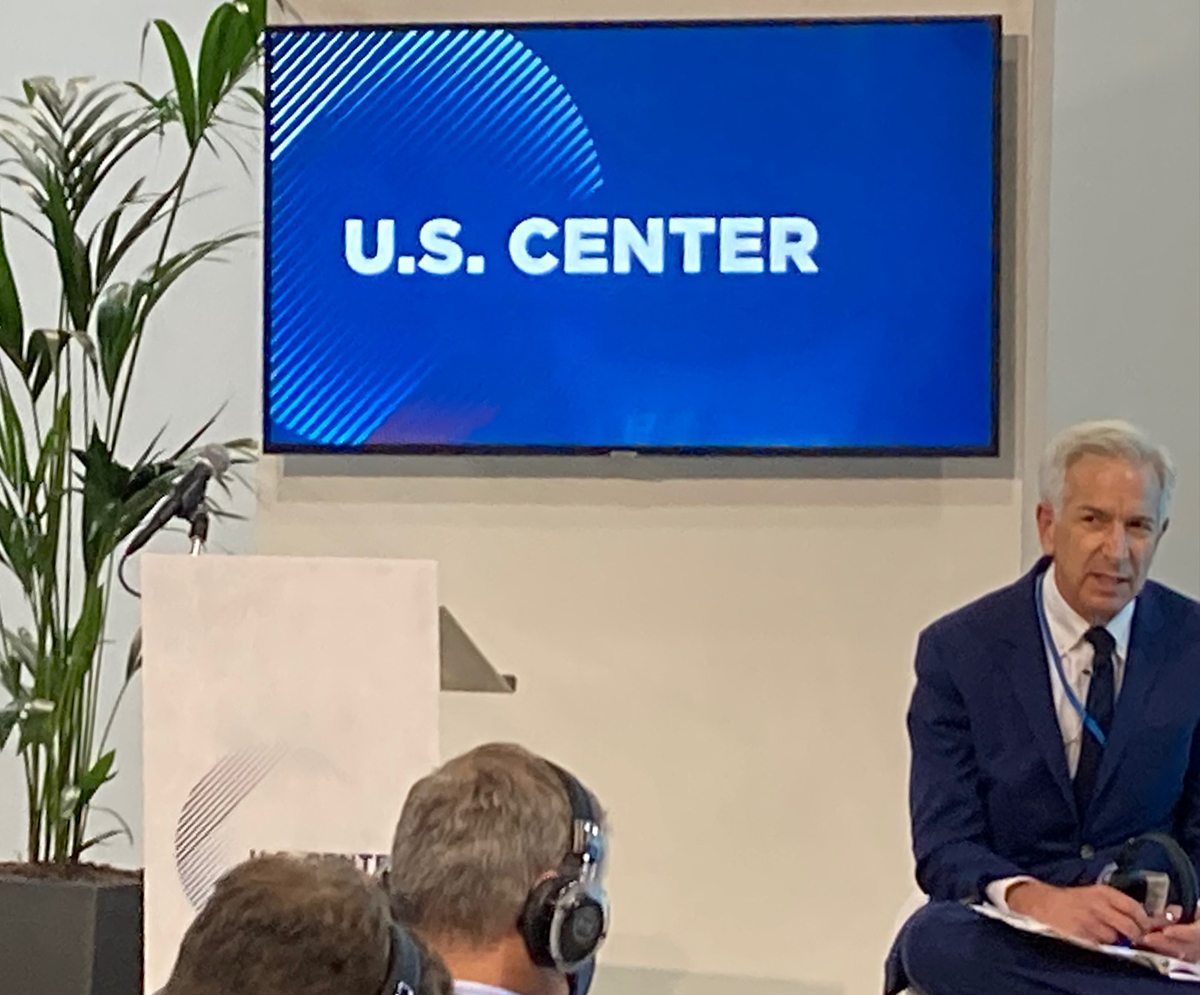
left=1039, top=419, right=1176, bottom=523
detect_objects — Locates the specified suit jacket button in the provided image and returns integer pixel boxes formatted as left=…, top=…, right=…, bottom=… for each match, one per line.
left=1081, top=844, right=1095, bottom=859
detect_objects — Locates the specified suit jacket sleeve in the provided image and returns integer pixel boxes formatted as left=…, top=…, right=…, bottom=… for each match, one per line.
left=908, top=626, right=1026, bottom=901
left=1174, top=712, right=1200, bottom=882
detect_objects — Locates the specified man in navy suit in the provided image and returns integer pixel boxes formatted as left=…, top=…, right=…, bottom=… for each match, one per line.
left=887, top=421, right=1200, bottom=994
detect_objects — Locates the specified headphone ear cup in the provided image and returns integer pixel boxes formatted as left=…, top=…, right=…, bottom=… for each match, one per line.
left=555, top=888, right=607, bottom=967
left=1118, top=833, right=1199, bottom=923
left=520, top=876, right=566, bottom=968
left=1145, top=833, right=1200, bottom=922
left=382, top=922, right=422, bottom=995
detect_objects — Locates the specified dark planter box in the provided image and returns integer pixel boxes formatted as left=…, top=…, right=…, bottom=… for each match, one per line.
left=0, top=872, right=142, bottom=995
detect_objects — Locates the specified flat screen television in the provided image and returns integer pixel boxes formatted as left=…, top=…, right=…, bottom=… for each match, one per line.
left=264, top=16, right=1000, bottom=455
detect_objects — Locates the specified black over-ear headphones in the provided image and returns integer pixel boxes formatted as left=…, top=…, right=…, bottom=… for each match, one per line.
left=519, top=763, right=610, bottom=984
left=380, top=919, right=423, bottom=995
left=1103, top=832, right=1200, bottom=923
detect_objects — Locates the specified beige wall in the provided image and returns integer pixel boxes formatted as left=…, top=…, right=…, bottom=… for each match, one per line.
left=259, top=4, right=1053, bottom=994
left=259, top=475, right=1026, bottom=995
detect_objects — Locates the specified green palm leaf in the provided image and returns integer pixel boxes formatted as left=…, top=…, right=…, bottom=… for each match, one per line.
left=1, top=2, right=264, bottom=866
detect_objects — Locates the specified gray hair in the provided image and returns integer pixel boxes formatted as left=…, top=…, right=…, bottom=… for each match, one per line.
left=1039, top=420, right=1176, bottom=522
left=388, top=743, right=574, bottom=945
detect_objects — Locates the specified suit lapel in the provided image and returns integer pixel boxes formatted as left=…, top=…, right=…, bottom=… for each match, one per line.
left=1088, top=587, right=1171, bottom=812
left=1001, top=559, right=1078, bottom=816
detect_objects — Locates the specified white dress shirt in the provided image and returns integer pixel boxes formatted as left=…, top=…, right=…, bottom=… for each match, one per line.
left=454, top=983, right=522, bottom=995
left=985, top=563, right=1137, bottom=910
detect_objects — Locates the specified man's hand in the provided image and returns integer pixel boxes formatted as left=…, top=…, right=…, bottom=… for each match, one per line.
left=1006, top=880, right=1153, bottom=944
left=1137, top=907, right=1200, bottom=963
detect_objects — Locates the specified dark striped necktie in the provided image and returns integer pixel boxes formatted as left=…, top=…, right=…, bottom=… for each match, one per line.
left=1074, top=625, right=1117, bottom=814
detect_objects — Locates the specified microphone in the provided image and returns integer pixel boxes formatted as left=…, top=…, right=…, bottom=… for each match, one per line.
left=125, top=445, right=231, bottom=556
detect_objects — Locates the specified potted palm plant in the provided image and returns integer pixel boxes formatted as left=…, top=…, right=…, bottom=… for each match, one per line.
left=0, top=3, right=264, bottom=991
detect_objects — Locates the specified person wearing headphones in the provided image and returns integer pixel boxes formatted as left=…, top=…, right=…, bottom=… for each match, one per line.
left=162, top=852, right=453, bottom=995
left=387, top=743, right=610, bottom=995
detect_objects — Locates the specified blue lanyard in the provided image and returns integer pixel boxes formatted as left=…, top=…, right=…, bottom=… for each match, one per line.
left=1035, top=572, right=1107, bottom=747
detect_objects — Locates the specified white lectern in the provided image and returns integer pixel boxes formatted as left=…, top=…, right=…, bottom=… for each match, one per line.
left=141, top=554, right=510, bottom=991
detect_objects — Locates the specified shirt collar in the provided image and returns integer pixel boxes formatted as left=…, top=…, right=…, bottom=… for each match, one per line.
left=1044, top=562, right=1135, bottom=659
left=453, top=983, right=523, bottom=995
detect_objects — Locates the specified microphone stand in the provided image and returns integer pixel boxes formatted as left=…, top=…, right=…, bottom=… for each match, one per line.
left=187, top=507, right=210, bottom=556
left=179, top=480, right=211, bottom=557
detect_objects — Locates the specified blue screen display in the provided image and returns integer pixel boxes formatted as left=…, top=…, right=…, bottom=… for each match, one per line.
left=265, top=18, right=999, bottom=454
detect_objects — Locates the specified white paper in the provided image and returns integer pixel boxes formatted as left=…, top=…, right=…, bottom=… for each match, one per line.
left=972, top=903, right=1200, bottom=982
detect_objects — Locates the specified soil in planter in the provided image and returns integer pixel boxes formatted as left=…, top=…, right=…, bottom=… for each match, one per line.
left=0, top=861, right=142, bottom=884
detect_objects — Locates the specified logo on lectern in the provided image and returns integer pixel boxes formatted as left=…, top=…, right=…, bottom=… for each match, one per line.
left=174, top=744, right=290, bottom=908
